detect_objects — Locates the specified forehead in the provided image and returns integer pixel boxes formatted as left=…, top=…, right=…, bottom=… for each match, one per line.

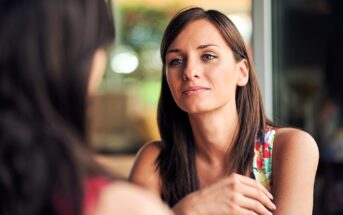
left=169, top=19, right=228, bottom=49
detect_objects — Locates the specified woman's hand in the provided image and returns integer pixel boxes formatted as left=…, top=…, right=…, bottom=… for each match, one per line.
left=173, top=173, right=276, bottom=215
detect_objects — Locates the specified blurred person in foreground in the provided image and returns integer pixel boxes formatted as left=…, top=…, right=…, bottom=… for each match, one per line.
left=0, top=0, right=172, bottom=215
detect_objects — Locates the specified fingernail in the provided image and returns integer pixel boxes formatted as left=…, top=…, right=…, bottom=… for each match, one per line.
left=271, top=203, right=277, bottom=210
left=268, top=193, right=274, bottom=200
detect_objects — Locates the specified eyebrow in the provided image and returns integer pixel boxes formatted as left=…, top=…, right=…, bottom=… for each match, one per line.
left=166, top=44, right=220, bottom=54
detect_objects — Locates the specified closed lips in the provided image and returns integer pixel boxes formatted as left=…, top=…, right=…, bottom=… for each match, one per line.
left=182, top=87, right=210, bottom=94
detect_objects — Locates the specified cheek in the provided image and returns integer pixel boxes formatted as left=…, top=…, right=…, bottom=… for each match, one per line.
left=88, top=50, right=107, bottom=95
left=211, top=69, right=238, bottom=94
left=166, top=72, right=181, bottom=95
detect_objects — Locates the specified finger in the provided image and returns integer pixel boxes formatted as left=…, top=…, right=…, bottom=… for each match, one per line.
left=231, top=173, right=274, bottom=199
left=237, top=194, right=273, bottom=215
left=234, top=206, right=259, bottom=215
left=238, top=183, right=276, bottom=211
left=234, top=174, right=272, bottom=198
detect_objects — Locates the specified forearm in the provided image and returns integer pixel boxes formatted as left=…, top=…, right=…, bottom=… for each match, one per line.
left=172, top=192, right=199, bottom=215
left=172, top=204, right=192, bottom=215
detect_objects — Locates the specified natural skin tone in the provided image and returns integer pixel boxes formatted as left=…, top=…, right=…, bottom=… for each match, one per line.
left=129, top=19, right=319, bottom=215
left=88, top=50, right=172, bottom=215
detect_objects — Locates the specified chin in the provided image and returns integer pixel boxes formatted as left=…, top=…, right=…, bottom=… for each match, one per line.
left=178, top=104, right=212, bottom=114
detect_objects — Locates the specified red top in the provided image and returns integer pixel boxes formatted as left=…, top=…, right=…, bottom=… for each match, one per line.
left=83, top=176, right=110, bottom=215
left=54, top=176, right=110, bottom=215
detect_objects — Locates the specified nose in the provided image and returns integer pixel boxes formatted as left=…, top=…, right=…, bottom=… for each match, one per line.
left=183, top=58, right=199, bottom=81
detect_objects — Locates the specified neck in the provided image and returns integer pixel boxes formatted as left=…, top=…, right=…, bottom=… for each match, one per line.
left=188, top=102, right=239, bottom=166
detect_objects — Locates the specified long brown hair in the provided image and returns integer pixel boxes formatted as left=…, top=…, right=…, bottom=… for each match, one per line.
left=157, top=7, right=268, bottom=206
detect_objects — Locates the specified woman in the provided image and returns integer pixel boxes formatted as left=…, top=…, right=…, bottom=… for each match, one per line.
left=0, top=0, right=171, bottom=214
left=130, top=7, right=319, bottom=215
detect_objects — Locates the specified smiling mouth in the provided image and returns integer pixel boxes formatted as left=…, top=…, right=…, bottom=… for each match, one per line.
left=182, top=87, right=210, bottom=95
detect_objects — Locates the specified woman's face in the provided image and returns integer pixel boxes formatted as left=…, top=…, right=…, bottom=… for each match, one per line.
left=165, top=19, right=249, bottom=114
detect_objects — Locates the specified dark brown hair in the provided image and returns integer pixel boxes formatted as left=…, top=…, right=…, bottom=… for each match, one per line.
left=157, top=7, right=268, bottom=206
left=0, top=0, right=115, bottom=214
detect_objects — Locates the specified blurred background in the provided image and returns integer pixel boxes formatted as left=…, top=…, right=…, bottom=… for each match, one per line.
left=90, top=0, right=343, bottom=214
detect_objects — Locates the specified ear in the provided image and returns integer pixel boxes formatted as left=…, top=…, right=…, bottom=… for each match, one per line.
left=88, top=49, right=107, bottom=95
left=236, top=59, right=249, bottom=87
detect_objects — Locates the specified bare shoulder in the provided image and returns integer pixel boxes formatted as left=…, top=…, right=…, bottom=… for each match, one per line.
left=92, top=181, right=172, bottom=215
left=136, top=140, right=163, bottom=159
left=130, top=140, right=163, bottom=173
left=128, top=141, right=163, bottom=195
left=271, top=128, right=319, bottom=214
left=274, top=127, right=319, bottom=159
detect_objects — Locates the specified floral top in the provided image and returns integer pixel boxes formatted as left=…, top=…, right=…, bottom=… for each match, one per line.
left=252, top=127, right=276, bottom=191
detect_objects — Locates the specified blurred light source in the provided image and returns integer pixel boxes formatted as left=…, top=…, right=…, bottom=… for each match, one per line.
left=111, top=48, right=139, bottom=74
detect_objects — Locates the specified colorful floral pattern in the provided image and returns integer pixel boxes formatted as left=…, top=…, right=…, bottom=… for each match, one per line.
left=253, top=128, right=276, bottom=191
